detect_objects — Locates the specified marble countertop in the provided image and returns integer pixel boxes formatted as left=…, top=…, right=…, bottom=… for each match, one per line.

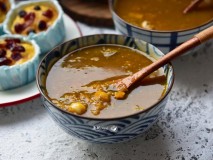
left=0, top=22, right=213, bottom=160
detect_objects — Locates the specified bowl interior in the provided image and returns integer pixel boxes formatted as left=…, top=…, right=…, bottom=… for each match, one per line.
left=109, top=0, right=213, bottom=33
left=36, top=34, right=174, bottom=119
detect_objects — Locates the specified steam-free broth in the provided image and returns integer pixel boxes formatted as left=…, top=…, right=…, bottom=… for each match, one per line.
left=115, top=0, right=213, bottom=31
left=46, top=45, right=167, bottom=118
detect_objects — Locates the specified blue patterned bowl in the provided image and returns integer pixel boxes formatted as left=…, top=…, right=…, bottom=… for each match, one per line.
left=36, top=34, right=174, bottom=144
left=109, top=0, right=213, bottom=54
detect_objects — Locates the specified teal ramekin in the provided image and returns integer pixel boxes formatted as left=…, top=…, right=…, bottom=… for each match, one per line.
left=0, top=35, right=40, bottom=90
left=3, top=0, right=65, bottom=54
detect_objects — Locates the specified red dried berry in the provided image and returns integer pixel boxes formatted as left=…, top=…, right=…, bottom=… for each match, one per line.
left=11, top=45, right=25, bottom=52
left=22, top=12, right=36, bottom=30
left=5, top=43, right=16, bottom=50
left=11, top=52, right=22, bottom=61
left=15, top=23, right=24, bottom=33
left=5, top=38, right=21, bottom=44
left=5, top=39, right=20, bottom=49
left=43, top=9, right=53, bottom=19
left=38, top=20, right=47, bottom=30
left=0, top=49, right=6, bottom=58
left=24, top=12, right=36, bottom=21
left=0, top=44, right=5, bottom=48
left=0, top=57, right=12, bottom=66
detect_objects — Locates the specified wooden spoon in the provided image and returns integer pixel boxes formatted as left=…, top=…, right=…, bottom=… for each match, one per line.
left=115, top=26, right=213, bottom=92
left=183, top=0, right=204, bottom=14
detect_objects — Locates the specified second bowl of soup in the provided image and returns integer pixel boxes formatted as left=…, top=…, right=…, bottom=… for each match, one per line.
left=109, top=0, right=213, bottom=53
left=37, top=34, right=174, bottom=143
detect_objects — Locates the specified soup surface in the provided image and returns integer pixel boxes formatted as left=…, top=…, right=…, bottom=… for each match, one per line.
left=115, top=0, right=213, bottom=31
left=46, top=45, right=167, bottom=118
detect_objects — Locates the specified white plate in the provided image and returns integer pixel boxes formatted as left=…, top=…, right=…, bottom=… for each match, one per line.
left=0, top=14, right=82, bottom=107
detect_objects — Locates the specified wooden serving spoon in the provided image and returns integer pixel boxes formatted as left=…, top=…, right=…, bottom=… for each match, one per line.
left=115, top=26, right=213, bottom=92
left=183, top=0, right=204, bottom=14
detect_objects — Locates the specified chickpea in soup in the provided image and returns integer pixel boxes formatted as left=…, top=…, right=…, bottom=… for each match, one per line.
left=114, top=0, right=213, bottom=31
left=46, top=45, right=167, bottom=118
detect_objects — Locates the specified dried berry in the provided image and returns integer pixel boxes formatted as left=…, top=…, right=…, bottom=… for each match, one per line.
left=27, top=29, right=36, bottom=35
left=5, top=43, right=16, bottom=50
left=19, top=10, right=27, bottom=18
left=5, top=38, right=21, bottom=44
left=14, top=23, right=24, bottom=33
left=0, top=49, right=6, bottom=57
left=38, top=20, right=47, bottom=30
left=11, top=52, right=22, bottom=61
left=0, top=2, right=7, bottom=12
left=24, top=12, right=36, bottom=21
left=43, top=9, right=53, bottom=19
left=0, top=44, right=5, bottom=48
left=34, top=5, right=41, bottom=10
left=11, top=45, right=25, bottom=52
left=6, top=39, right=21, bottom=50
left=0, top=57, right=12, bottom=66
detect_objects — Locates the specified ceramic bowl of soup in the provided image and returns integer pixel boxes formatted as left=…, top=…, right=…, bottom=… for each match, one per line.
left=109, top=0, right=213, bottom=53
left=37, top=34, right=174, bottom=143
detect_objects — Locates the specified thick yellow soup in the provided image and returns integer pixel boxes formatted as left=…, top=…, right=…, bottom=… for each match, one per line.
left=46, top=45, right=167, bottom=118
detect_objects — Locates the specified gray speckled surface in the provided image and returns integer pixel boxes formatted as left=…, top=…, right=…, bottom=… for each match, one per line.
left=0, top=23, right=213, bottom=160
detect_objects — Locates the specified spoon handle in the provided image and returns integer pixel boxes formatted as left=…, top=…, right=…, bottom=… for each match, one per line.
left=117, top=26, right=213, bottom=91
left=183, top=0, right=204, bottom=14
left=195, top=26, right=213, bottom=43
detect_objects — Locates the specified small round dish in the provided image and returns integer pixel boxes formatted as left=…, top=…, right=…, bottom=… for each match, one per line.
left=0, top=14, right=82, bottom=107
left=0, top=0, right=15, bottom=35
left=3, top=0, right=65, bottom=54
left=0, top=35, right=40, bottom=91
left=109, top=0, right=213, bottom=53
left=36, top=34, right=174, bottom=143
